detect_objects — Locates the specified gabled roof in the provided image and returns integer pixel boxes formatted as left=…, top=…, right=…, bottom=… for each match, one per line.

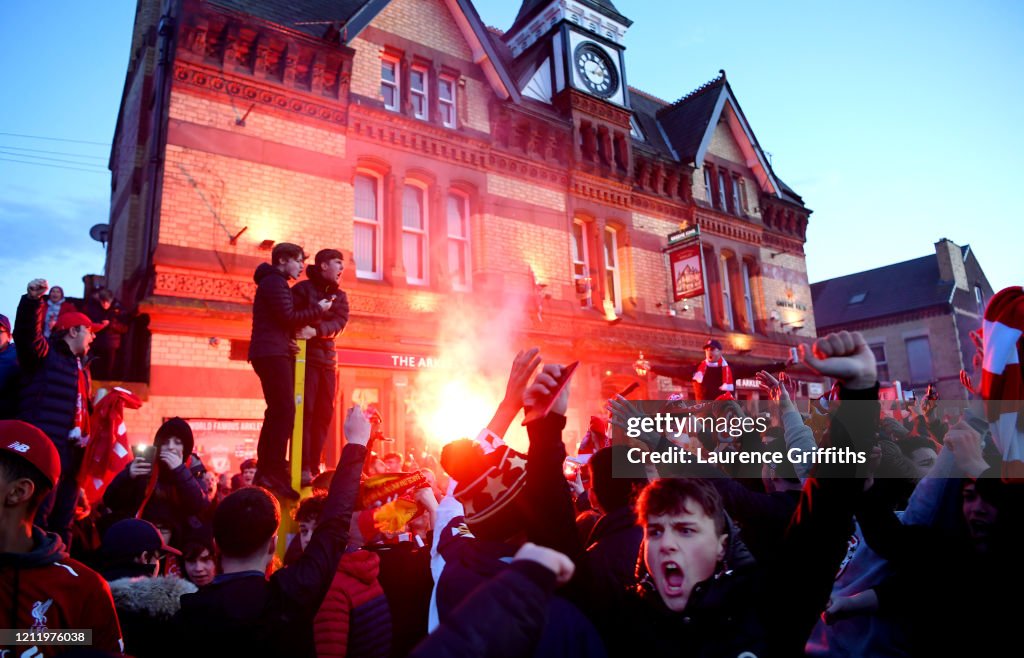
left=627, top=87, right=676, bottom=160
left=653, top=70, right=786, bottom=199
left=810, top=255, right=955, bottom=329
left=654, top=72, right=726, bottom=164
left=210, top=0, right=380, bottom=39
left=210, top=0, right=520, bottom=101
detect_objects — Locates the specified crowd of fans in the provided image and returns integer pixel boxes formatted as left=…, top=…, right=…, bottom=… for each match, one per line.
left=1, top=261, right=1022, bottom=658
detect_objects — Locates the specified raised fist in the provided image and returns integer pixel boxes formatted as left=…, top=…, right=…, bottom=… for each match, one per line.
left=799, top=331, right=877, bottom=390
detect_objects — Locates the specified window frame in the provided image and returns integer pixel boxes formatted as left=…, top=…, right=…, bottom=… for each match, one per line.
left=869, top=341, right=890, bottom=382
left=446, top=191, right=471, bottom=291
left=717, top=169, right=729, bottom=211
left=438, top=75, right=457, bottom=128
left=381, top=56, right=401, bottom=112
left=703, top=167, right=713, bottom=204
left=410, top=64, right=429, bottom=121
left=572, top=219, right=592, bottom=308
left=604, top=226, right=622, bottom=314
left=401, top=182, right=430, bottom=285
left=731, top=176, right=743, bottom=215
left=720, top=253, right=734, bottom=329
left=353, top=172, right=384, bottom=281
left=741, top=260, right=754, bottom=331
left=904, top=335, right=934, bottom=384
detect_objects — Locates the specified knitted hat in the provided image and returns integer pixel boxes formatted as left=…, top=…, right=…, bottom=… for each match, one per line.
left=440, top=439, right=528, bottom=541
left=155, top=417, right=194, bottom=457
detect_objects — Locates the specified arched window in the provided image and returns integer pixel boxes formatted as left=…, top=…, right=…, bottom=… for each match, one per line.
left=353, top=172, right=383, bottom=280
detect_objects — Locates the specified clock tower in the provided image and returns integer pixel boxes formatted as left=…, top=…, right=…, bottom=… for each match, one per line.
left=505, top=0, right=632, bottom=109
left=505, top=1, right=634, bottom=177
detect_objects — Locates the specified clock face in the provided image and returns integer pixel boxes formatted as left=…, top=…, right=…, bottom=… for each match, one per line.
left=573, top=42, right=618, bottom=98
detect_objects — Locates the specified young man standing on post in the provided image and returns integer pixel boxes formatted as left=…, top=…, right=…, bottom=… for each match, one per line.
left=249, top=243, right=331, bottom=500
left=292, top=249, right=349, bottom=486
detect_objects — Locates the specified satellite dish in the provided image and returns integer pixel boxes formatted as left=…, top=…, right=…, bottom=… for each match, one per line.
left=89, top=223, right=110, bottom=247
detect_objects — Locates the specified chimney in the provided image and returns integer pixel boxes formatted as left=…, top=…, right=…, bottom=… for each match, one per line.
left=935, top=238, right=968, bottom=291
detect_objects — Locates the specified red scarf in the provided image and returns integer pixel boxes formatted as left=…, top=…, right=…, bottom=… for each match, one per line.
left=72, top=359, right=91, bottom=441
left=693, top=357, right=734, bottom=393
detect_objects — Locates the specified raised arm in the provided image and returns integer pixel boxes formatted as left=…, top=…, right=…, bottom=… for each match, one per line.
left=274, top=405, right=369, bottom=613
left=14, top=280, right=51, bottom=368
left=522, top=364, right=582, bottom=559
left=484, top=348, right=541, bottom=439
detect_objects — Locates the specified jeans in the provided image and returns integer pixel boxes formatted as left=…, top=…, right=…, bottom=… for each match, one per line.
left=252, top=356, right=296, bottom=477
left=302, top=365, right=337, bottom=472
left=36, top=438, right=83, bottom=546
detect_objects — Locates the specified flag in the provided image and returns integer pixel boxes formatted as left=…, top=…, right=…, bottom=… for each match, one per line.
left=80, top=386, right=143, bottom=502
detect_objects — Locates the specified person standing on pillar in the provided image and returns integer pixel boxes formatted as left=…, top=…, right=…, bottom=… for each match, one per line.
left=249, top=243, right=332, bottom=501
left=292, top=248, right=350, bottom=487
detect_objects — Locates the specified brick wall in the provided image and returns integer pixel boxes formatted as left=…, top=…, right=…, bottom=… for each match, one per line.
left=159, top=143, right=353, bottom=259
left=856, top=313, right=963, bottom=400
left=373, top=0, right=474, bottom=60
left=487, top=173, right=565, bottom=212
left=707, top=119, right=745, bottom=163
left=758, top=247, right=816, bottom=338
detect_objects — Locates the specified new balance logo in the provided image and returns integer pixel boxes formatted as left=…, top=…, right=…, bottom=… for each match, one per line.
left=7, top=442, right=30, bottom=453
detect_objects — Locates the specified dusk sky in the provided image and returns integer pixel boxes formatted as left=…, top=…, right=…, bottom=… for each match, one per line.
left=1, top=0, right=1020, bottom=321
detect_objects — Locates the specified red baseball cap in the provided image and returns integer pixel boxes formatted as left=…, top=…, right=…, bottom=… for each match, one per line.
left=0, top=421, right=61, bottom=488
left=53, top=312, right=104, bottom=333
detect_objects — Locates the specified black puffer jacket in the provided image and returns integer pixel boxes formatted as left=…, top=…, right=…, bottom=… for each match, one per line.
left=248, top=263, right=323, bottom=360
left=14, top=294, right=88, bottom=443
left=291, top=264, right=349, bottom=369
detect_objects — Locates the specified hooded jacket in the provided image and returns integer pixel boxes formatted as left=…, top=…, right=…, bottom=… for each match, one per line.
left=314, top=549, right=391, bottom=658
left=14, top=294, right=90, bottom=444
left=107, top=571, right=197, bottom=658
left=0, top=527, right=123, bottom=656
left=248, top=263, right=324, bottom=360
left=173, top=442, right=366, bottom=658
left=292, top=264, right=349, bottom=369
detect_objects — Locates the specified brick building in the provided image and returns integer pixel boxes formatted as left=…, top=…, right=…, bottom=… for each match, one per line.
left=811, top=238, right=995, bottom=401
left=106, top=0, right=815, bottom=467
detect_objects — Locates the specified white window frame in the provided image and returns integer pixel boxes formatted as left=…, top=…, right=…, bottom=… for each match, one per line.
left=975, top=285, right=984, bottom=313
left=738, top=178, right=749, bottom=214
left=731, top=176, right=743, bottom=215
left=604, top=227, right=622, bottom=314
left=741, top=260, right=754, bottom=330
left=720, top=253, right=734, bottom=329
left=703, top=168, right=713, bottom=203
left=718, top=170, right=729, bottom=210
left=410, top=65, right=429, bottom=120
left=381, top=57, right=400, bottom=112
left=402, top=183, right=429, bottom=285
left=572, top=219, right=592, bottom=308
left=353, top=172, right=383, bottom=281
left=439, top=76, right=457, bottom=128
left=447, top=192, right=471, bottom=291
left=869, top=341, right=889, bottom=382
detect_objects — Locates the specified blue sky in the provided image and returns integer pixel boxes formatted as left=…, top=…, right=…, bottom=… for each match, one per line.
left=1, top=0, right=1020, bottom=321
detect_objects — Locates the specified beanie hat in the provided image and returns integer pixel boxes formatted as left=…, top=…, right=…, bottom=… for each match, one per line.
left=155, top=417, right=194, bottom=458
left=440, top=439, right=528, bottom=541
